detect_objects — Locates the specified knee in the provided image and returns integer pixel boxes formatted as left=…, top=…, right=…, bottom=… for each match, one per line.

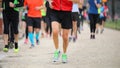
left=28, top=26, right=33, bottom=32
left=52, top=27, right=59, bottom=35
left=4, top=28, right=9, bottom=34
left=14, top=29, right=19, bottom=34
left=52, top=29, right=58, bottom=35
left=62, top=34, right=68, bottom=41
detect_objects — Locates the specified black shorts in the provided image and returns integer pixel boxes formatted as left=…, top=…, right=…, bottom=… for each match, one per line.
left=27, top=17, right=41, bottom=29
left=50, top=9, right=72, bottom=29
left=103, top=17, right=106, bottom=22
left=98, top=17, right=106, bottom=25
left=41, top=16, right=47, bottom=23
left=98, top=18, right=102, bottom=25
left=71, top=12, right=79, bottom=22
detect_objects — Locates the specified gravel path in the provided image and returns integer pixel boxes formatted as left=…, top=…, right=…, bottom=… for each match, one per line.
left=0, top=23, right=120, bottom=68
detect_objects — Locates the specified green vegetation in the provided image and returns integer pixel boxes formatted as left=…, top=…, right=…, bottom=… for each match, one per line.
left=105, top=19, right=120, bottom=30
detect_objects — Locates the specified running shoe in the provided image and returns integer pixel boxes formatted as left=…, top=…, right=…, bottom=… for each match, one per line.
left=9, top=42, right=14, bottom=49
left=24, top=38, right=28, bottom=44
left=93, top=35, right=95, bottom=39
left=69, top=37, right=72, bottom=42
left=100, top=29, right=104, bottom=34
left=3, top=48, right=9, bottom=52
left=62, top=53, right=67, bottom=63
left=53, top=50, right=60, bottom=62
left=36, top=40, right=40, bottom=45
left=29, top=44, right=35, bottom=49
left=90, top=35, right=93, bottom=39
left=73, top=37, right=76, bottom=42
left=14, top=48, right=19, bottom=53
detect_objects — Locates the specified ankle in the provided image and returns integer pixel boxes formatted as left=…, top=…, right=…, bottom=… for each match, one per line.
left=5, top=45, right=9, bottom=48
left=15, top=42, right=18, bottom=49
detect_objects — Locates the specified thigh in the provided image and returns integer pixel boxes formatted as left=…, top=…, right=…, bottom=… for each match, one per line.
left=3, top=13, right=10, bottom=34
left=99, top=18, right=103, bottom=25
left=11, top=16, right=19, bottom=34
left=103, top=17, right=106, bottom=22
left=94, top=14, right=99, bottom=24
left=97, top=17, right=101, bottom=24
left=3, top=14, right=10, bottom=29
left=45, top=16, right=51, bottom=25
left=12, top=16, right=19, bottom=27
left=88, top=14, right=94, bottom=24
left=50, top=10, right=61, bottom=32
left=72, top=12, right=76, bottom=21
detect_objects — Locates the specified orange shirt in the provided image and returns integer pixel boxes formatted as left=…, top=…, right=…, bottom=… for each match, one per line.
left=24, top=0, right=43, bottom=17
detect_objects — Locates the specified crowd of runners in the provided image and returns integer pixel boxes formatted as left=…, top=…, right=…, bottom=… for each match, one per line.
left=0, top=0, right=108, bottom=63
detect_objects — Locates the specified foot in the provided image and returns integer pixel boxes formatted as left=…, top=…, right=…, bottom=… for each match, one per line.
left=24, top=39, right=28, bottom=44
left=62, top=54, right=67, bottom=63
left=90, top=35, right=93, bottom=39
left=73, top=37, right=77, bottom=42
left=100, top=29, right=104, bottom=34
left=93, top=35, right=95, bottom=39
left=29, top=44, right=35, bottom=49
left=3, top=45, right=9, bottom=52
left=9, top=42, right=14, bottom=49
left=14, top=48, right=19, bottom=53
left=36, top=40, right=40, bottom=45
left=53, top=50, right=60, bottom=62
left=69, top=37, right=72, bottom=42
left=3, top=47, right=9, bottom=52
left=90, top=35, right=95, bottom=39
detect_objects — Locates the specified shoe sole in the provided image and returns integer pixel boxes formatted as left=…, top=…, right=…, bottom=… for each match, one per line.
left=3, top=50, right=8, bottom=52
left=62, top=61, right=67, bottom=64
left=29, top=46, right=34, bottom=49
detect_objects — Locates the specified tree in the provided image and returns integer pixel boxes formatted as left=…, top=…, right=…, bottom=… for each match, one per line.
left=111, top=0, right=115, bottom=21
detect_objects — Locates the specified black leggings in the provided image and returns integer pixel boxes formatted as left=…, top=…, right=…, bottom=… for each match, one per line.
left=3, top=11, right=19, bottom=34
left=88, top=14, right=99, bottom=33
left=25, top=24, right=28, bottom=39
left=45, top=16, right=52, bottom=36
left=8, top=23, right=14, bottom=42
left=25, top=14, right=28, bottom=39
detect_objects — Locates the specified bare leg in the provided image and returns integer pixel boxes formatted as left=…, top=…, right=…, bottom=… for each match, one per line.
left=4, top=34, right=8, bottom=45
left=52, top=21, right=59, bottom=49
left=72, top=21, right=77, bottom=37
left=62, top=29, right=70, bottom=53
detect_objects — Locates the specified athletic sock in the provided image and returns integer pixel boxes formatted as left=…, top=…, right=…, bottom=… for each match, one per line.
left=28, top=32, right=34, bottom=45
left=36, top=32, right=40, bottom=40
left=5, top=45, right=9, bottom=48
left=15, top=42, right=18, bottom=49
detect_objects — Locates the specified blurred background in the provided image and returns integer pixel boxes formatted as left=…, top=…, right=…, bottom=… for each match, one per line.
left=0, top=0, right=119, bottom=35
